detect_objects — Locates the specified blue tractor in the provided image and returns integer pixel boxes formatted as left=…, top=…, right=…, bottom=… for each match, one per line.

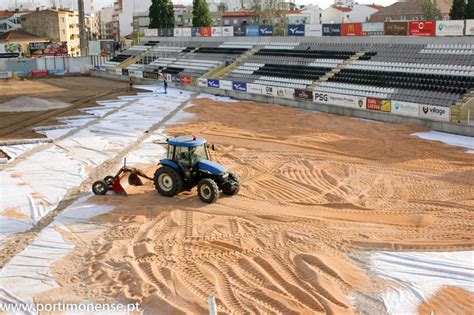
left=153, top=136, right=240, bottom=203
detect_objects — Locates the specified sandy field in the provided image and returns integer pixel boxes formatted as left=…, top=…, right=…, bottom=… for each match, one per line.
left=0, top=77, right=137, bottom=141
left=27, top=98, right=473, bottom=313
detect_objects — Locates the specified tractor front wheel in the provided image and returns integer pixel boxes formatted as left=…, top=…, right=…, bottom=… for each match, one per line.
left=92, top=180, right=108, bottom=195
left=197, top=178, right=219, bottom=204
left=223, top=171, right=240, bottom=196
left=154, top=166, right=183, bottom=197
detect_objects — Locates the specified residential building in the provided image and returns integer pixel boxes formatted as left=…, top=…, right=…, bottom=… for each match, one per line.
left=86, top=14, right=99, bottom=40
left=369, top=0, right=452, bottom=22
left=322, top=4, right=383, bottom=23
left=222, top=11, right=254, bottom=26
left=112, top=0, right=151, bottom=40
left=97, top=6, right=114, bottom=39
left=132, top=12, right=150, bottom=35
left=21, top=8, right=80, bottom=55
left=0, top=10, right=32, bottom=35
left=289, top=4, right=322, bottom=24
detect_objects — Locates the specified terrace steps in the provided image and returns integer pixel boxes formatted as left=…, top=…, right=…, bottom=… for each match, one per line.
left=203, top=46, right=261, bottom=79
left=309, top=51, right=366, bottom=90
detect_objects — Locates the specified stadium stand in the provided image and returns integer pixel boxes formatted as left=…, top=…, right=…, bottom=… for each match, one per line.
left=115, top=39, right=474, bottom=114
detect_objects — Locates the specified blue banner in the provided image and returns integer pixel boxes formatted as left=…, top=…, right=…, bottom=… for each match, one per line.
left=246, top=25, right=259, bottom=37
left=322, top=24, right=342, bottom=36
left=207, top=79, right=220, bottom=88
left=232, top=81, right=247, bottom=92
left=191, top=27, right=199, bottom=37
left=48, top=69, right=65, bottom=75
left=288, top=24, right=305, bottom=36
left=259, top=25, right=273, bottom=36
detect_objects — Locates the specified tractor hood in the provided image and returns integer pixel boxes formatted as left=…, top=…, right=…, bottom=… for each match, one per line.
left=198, top=160, right=226, bottom=175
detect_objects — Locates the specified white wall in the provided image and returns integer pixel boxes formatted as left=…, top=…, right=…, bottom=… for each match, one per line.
left=349, top=5, right=379, bottom=23
left=322, top=7, right=345, bottom=24
left=119, top=0, right=152, bottom=37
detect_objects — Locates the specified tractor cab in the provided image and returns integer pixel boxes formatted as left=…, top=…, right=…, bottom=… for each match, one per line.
left=162, top=136, right=226, bottom=179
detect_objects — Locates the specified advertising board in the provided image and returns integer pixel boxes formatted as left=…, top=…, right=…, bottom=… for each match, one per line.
left=182, top=28, right=192, bottom=37
left=362, top=22, right=384, bottom=36
left=305, top=24, right=322, bottom=37
left=144, top=29, right=158, bottom=36
left=180, top=75, right=192, bottom=85
left=435, top=20, right=464, bottom=36
left=418, top=104, right=450, bottom=121
left=174, top=28, right=183, bottom=37
left=129, top=70, right=144, bottom=78
left=384, top=22, right=408, bottom=36
left=274, top=87, right=294, bottom=99
left=143, top=71, right=160, bottom=80
left=211, top=27, right=222, bottom=37
left=288, top=24, right=305, bottom=36
left=263, top=86, right=274, bottom=96
left=294, top=89, right=313, bottom=101
left=313, top=91, right=366, bottom=109
left=0, top=71, right=12, bottom=79
left=409, top=21, right=435, bottom=36
left=200, top=27, right=211, bottom=37
left=232, top=81, right=247, bottom=92
left=466, top=20, right=474, bottom=35
left=391, top=100, right=420, bottom=117
left=342, top=23, right=362, bottom=36
left=246, top=25, right=259, bottom=37
left=234, top=26, right=246, bottom=36
left=322, top=24, right=341, bottom=36
left=220, top=80, right=233, bottom=90
left=247, top=83, right=263, bottom=94
left=207, top=79, right=220, bottom=88
left=198, top=78, right=208, bottom=87
left=259, top=25, right=273, bottom=36
left=366, top=98, right=391, bottom=112
left=222, top=26, right=234, bottom=37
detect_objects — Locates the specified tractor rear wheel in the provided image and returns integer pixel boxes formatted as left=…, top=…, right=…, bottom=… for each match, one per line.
left=197, top=178, right=219, bottom=204
left=223, top=171, right=240, bottom=196
left=154, top=166, right=183, bottom=197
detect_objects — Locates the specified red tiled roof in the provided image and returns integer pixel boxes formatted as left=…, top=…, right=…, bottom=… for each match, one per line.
left=330, top=5, right=352, bottom=12
left=0, top=29, right=47, bottom=42
left=173, top=4, right=186, bottom=8
left=222, top=11, right=255, bottom=18
left=367, top=4, right=384, bottom=10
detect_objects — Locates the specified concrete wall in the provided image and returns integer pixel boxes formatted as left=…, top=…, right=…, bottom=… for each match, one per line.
left=91, top=71, right=474, bottom=137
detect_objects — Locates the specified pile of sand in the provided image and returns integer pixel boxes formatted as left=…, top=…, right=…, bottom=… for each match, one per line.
left=0, top=96, right=71, bottom=112
left=35, top=98, right=473, bottom=313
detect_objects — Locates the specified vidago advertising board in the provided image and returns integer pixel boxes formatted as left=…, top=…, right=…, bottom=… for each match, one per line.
left=391, top=100, right=420, bottom=117
left=436, top=20, right=464, bottom=36
left=466, top=20, right=474, bottom=35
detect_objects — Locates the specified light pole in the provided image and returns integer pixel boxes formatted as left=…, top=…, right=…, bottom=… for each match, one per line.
left=78, top=0, right=88, bottom=56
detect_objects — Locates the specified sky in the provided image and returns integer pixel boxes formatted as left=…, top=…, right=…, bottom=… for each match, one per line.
left=1, top=0, right=399, bottom=11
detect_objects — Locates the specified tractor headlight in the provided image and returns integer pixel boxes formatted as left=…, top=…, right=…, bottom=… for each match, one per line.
left=221, top=172, right=229, bottom=178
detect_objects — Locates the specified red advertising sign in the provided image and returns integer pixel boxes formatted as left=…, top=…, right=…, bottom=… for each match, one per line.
left=31, top=70, right=49, bottom=77
left=366, top=98, right=391, bottom=112
left=180, top=75, right=192, bottom=85
left=200, top=27, right=211, bottom=37
left=341, top=23, right=362, bottom=36
left=409, top=21, right=435, bottom=36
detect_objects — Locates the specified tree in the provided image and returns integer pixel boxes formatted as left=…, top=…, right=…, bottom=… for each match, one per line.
left=149, top=0, right=175, bottom=29
left=192, top=0, right=212, bottom=27
left=422, top=0, right=442, bottom=20
left=250, top=0, right=288, bottom=36
left=450, top=0, right=466, bottom=19
left=466, top=0, right=474, bottom=18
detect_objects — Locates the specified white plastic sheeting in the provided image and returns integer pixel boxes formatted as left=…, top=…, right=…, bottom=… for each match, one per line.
left=0, top=196, right=114, bottom=307
left=0, top=88, right=192, bottom=240
left=413, top=131, right=474, bottom=154
left=371, top=251, right=474, bottom=314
